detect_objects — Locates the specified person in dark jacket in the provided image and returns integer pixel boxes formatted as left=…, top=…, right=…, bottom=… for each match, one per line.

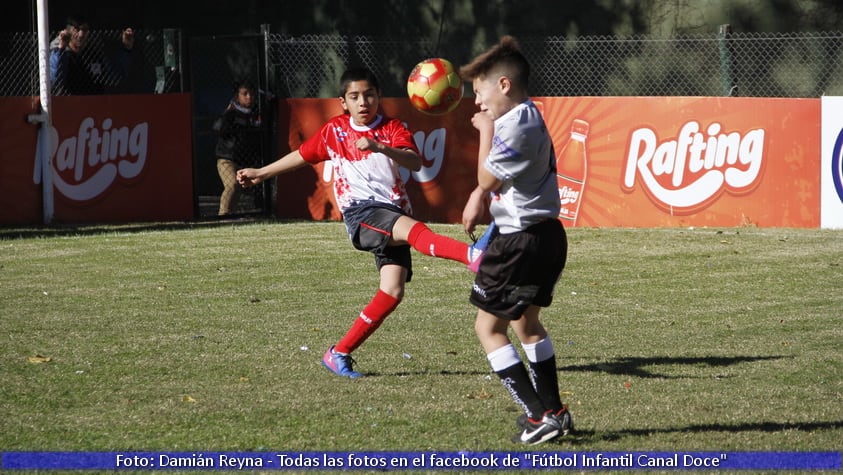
left=50, top=17, right=136, bottom=95
left=50, top=17, right=100, bottom=95
left=213, top=81, right=262, bottom=216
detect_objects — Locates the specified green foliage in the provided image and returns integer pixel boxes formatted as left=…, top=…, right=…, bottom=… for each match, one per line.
left=0, top=223, right=841, bottom=465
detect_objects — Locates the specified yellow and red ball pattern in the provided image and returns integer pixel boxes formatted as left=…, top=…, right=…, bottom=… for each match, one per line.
left=407, top=58, right=464, bottom=115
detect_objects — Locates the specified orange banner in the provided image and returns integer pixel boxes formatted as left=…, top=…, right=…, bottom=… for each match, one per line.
left=0, top=97, right=41, bottom=224
left=277, top=96, right=820, bottom=228
left=0, top=94, right=194, bottom=224
left=539, top=96, right=820, bottom=228
left=3, top=95, right=818, bottom=227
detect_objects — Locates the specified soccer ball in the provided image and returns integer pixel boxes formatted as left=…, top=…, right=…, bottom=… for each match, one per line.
left=406, top=58, right=464, bottom=115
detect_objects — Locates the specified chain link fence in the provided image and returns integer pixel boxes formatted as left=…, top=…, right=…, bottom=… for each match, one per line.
left=0, top=29, right=184, bottom=96
left=267, top=35, right=439, bottom=98
left=5, top=29, right=841, bottom=98
left=266, top=31, right=843, bottom=98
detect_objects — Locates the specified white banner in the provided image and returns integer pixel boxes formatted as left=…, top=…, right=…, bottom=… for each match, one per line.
left=821, top=96, right=843, bottom=229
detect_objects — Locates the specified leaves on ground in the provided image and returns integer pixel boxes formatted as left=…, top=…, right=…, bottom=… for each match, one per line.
left=27, top=355, right=52, bottom=364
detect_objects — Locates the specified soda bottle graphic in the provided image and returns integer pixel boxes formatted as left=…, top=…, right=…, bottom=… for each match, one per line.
left=557, top=119, right=589, bottom=225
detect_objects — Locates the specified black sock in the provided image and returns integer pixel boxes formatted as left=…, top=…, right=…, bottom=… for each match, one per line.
left=495, top=362, right=547, bottom=420
left=528, top=356, right=564, bottom=412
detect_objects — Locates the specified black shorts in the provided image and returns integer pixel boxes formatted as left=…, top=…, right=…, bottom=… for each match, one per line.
left=342, top=200, right=413, bottom=282
left=470, top=219, right=567, bottom=320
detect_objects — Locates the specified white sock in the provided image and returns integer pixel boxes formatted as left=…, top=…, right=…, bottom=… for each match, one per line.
left=486, top=344, right=522, bottom=372
left=521, top=337, right=555, bottom=363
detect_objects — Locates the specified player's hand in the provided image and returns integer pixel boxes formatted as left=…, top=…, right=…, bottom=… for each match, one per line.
left=355, top=136, right=381, bottom=152
left=236, top=168, right=260, bottom=188
left=462, top=187, right=487, bottom=234
left=470, top=111, right=494, bottom=134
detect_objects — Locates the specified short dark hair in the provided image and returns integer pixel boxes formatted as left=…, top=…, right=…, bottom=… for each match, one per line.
left=459, top=35, right=529, bottom=90
left=339, top=67, right=381, bottom=96
left=65, top=16, right=90, bottom=31
left=233, top=79, right=256, bottom=93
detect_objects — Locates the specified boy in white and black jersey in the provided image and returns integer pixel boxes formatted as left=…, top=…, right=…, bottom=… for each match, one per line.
left=237, top=68, right=482, bottom=379
left=460, top=36, right=574, bottom=445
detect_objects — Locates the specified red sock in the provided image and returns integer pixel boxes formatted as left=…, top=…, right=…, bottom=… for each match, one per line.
left=335, top=290, right=400, bottom=354
left=407, top=222, right=469, bottom=264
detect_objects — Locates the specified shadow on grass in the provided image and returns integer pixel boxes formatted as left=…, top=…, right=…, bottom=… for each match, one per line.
left=368, top=356, right=787, bottom=379
left=375, top=369, right=491, bottom=377
left=559, top=420, right=843, bottom=445
left=560, top=355, right=789, bottom=379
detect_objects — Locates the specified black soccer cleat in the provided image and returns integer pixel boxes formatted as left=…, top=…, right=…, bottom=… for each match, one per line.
left=516, top=405, right=573, bottom=436
left=512, top=411, right=564, bottom=445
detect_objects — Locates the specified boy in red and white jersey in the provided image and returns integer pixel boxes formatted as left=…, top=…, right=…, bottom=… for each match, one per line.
left=238, top=67, right=484, bottom=378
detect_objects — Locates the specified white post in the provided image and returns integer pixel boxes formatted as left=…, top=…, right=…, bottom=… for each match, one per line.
left=30, top=0, right=54, bottom=224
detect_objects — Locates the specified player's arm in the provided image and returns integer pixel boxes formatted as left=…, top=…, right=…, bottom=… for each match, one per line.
left=471, top=112, right=502, bottom=192
left=237, top=150, right=308, bottom=188
left=462, top=185, right=489, bottom=234
left=463, top=111, right=501, bottom=233
left=356, top=137, right=421, bottom=171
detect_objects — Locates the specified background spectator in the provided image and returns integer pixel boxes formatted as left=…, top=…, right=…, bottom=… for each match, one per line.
left=213, top=80, right=262, bottom=216
left=50, top=17, right=138, bottom=95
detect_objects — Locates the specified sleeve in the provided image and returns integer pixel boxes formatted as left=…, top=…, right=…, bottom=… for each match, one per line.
left=298, top=123, right=331, bottom=164
left=213, top=109, right=234, bottom=136
left=50, top=49, right=68, bottom=94
left=49, top=49, right=61, bottom=84
left=484, top=129, right=532, bottom=181
left=386, top=119, right=419, bottom=153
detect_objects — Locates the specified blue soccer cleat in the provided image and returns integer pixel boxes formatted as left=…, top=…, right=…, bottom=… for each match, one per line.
left=467, top=222, right=497, bottom=273
left=322, top=345, right=362, bottom=378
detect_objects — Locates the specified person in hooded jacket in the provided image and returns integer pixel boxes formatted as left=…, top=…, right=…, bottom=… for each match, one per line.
left=213, top=81, right=262, bottom=216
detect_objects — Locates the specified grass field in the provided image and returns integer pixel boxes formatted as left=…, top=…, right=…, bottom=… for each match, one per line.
left=1, top=221, right=841, bottom=472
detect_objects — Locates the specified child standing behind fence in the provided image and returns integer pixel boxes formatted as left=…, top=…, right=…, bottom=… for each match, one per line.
left=213, top=80, right=262, bottom=216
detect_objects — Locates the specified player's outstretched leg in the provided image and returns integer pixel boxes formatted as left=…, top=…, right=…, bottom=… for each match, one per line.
left=405, top=222, right=470, bottom=264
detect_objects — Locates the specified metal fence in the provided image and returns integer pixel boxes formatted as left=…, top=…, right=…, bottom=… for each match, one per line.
left=5, top=29, right=841, bottom=98
left=266, top=31, right=843, bottom=99
left=0, top=28, right=184, bottom=96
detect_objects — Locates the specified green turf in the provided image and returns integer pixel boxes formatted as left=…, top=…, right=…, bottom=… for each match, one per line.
left=0, top=222, right=841, bottom=472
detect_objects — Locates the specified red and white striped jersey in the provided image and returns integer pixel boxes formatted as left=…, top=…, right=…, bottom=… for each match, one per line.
left=299, top=113, right=419, bottom=213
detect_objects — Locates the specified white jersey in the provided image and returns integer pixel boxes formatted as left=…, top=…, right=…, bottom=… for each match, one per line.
left=484, top=100, right=561, bottom=234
